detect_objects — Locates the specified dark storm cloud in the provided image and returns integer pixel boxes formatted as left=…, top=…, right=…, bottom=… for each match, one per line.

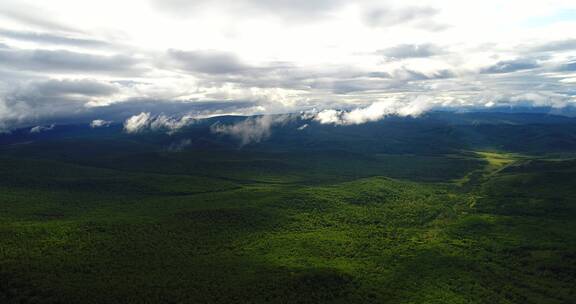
left=363, top=6, right=440, bottom=28
left=0, top=45, right=143, bottom=75
left=378, top=43, right=443, bottom=59
left=0, top=29, right=111, bottom=48
left=481, top=58, right=540, bottom=74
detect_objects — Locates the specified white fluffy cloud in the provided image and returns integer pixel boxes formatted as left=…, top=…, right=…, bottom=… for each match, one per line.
left=123, top=112, right=196, bottom=134
left=123, top=112, right=151, bottom=133
left=90, top=119, right=111, bottom=128
left=312, top=97, right=433, bottom=125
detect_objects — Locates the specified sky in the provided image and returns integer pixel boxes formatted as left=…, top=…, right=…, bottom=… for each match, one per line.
left=0, top=0, right=576, bottom=129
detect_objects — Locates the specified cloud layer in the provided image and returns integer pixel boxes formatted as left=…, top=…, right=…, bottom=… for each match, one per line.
left=0, top=0, right=575, bottom=130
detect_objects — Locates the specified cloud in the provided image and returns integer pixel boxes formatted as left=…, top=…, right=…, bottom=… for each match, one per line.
left=481, top=58, right=540, bottom=74
left=166, top=138, right=192, bottom=152
left=211, top=114, right=294, bottom=145
left=0, top=29, right=111, bottom=48
left=457, top=90, right=575, bottom=110
left=0, top=78, right=123, bottom=130
left=311, top=97, right=433, bottom=125
left=1, top=78, right=118, bottom=114
left=123, top=112, right=151, bottom=133
left=379, top=44, right=443, bottom=59
left=528, top=39, right=576, bottom=53
left=363, top=6, right=441, bottom=28
left=313, top=109, right=341, bottom=124
left=153, top=0, right=345, bottom=20
left=0, top=2, right=79, bottom=33
left=0, top=46, right=142, bottom=74
left=370, top=68, right=455, bottom=81
left=90, top=119, right=112, bottom=128
left=505, top=92, right=573, bottom=108
left=123, top=112, right=196, bottom=134
left=30, top=79, right=119, bottom=97
left=29, top=124, right=54, bottom=133
left=316, top=67, right=455, bottom=94
left=557, top=61, right=576, bottom=71
left=149, top=114, right=196, bottom=133
left=167, top=49, right=249, bottom=74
